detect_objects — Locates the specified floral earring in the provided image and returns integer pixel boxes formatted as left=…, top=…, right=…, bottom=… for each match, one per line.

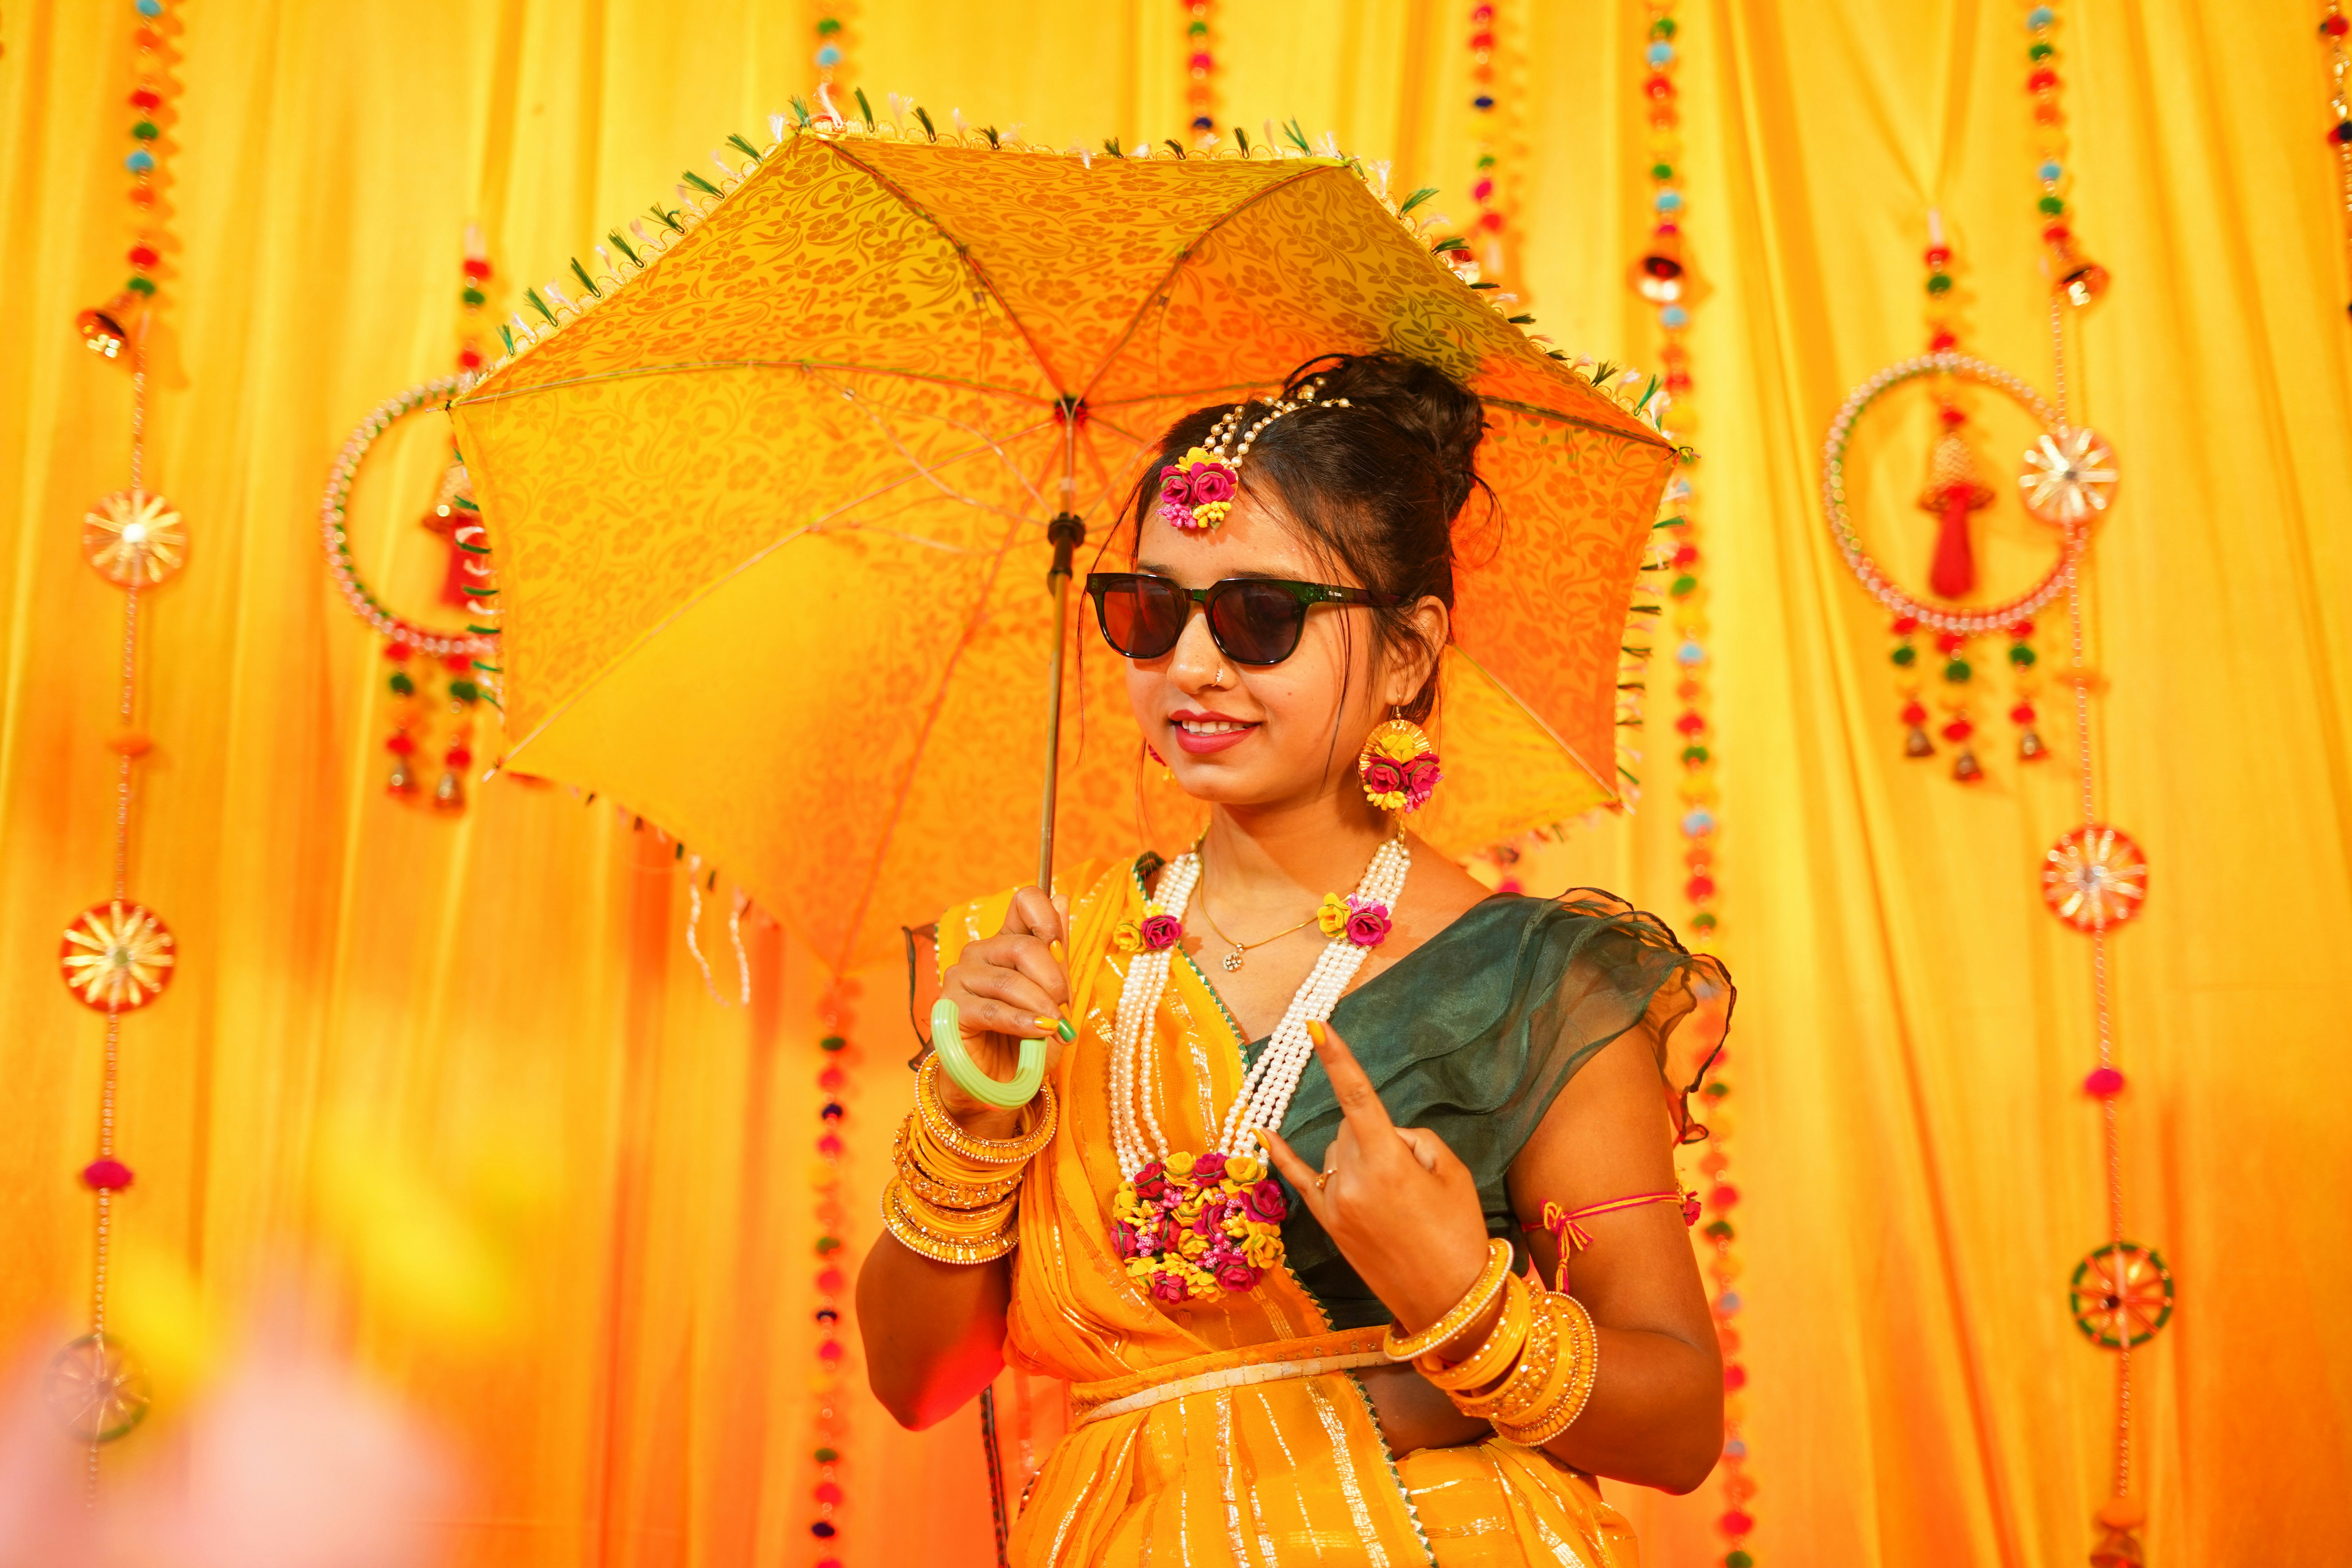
left=1358, top=710, right=1443, bottom=813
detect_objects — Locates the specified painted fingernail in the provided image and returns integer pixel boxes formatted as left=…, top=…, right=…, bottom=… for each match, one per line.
left=1306, top=1019, right=1328, bottom=1047
left=1049, top=939, right=1066, bottom=964
left=1055, top=1016, right=1077, bottom=1042
left=1033, top=1016, right=1060, bottom=1033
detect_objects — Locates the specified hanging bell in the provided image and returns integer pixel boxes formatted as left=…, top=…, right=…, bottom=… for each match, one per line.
left=387, top=753, right=417, bottom=796
left=2059, top=260, right=2111, bottom=308
left=1951, top=748, right=1985, bottom=783
left=74, top=300, right=139, bottom=361
left=2087, top=1526, right=2144, bottom=1568
left=2018, top=728, right=2048, bottom=760
left=1632, top=233, right=1686, bottom=303
left=432, top=768, right=466, bottom=813
left=1904, top=725, right=1936, bottom=759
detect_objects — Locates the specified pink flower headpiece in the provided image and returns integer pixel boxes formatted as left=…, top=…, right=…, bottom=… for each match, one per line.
left=1153, top=377, right=1352, bottom=533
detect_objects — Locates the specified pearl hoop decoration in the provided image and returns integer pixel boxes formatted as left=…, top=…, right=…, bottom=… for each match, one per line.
left=1820, top=352, right=2095, bottom=635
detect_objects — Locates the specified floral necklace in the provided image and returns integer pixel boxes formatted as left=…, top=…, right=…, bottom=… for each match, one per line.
left=1106, top=835, right=1410, bottom=1302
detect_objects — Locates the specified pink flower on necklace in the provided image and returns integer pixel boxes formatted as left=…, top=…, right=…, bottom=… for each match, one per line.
left=1138, top=912, right=1183, bottom=950
left=1341, top=897, right=1392, bottom=948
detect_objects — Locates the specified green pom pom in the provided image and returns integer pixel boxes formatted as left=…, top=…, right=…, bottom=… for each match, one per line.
left=126, top=275, right=156, bottom=295
left=132, top=120, right=159, bottom=140
left=1681, top=744, right=1711, bottom=766
left=2008, top=644, right=2037, bottom=667
left=1727, top=1553, right=1755, bottom=1568
left=1670, top=573, right=1699, bottom=597
left=1944, top=657, right=1972, bottom=682
left=389, top=670, right=415, bottom=695
left=814, top=1446, right=840, bottom=1463
left=448, top=679, right=479, bottom=702
left=815, top=1236, right=842, bottom=1254
left=819, top=1034, right=848, bottom=1053
left=461, top=286, right=486, bottom=307
left=1926, top=271, right=1953, bottom=293
left=2038, top=194, right=2066, bottom=215
left=1704, top=1218, right=1735, bottom=1240
left=1690, top=910, right=1718, bottom=931
left=1891, top=644, right=1917, bottom=667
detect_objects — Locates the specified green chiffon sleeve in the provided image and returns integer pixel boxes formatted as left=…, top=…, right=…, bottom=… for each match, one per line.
left=1254, top=889, right=1733, bottom=1330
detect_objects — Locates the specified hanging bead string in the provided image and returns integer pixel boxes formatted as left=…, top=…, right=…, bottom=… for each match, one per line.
left=54, top=0, right=190, bottom=1501
left=2025, top=6, right=2157, bottom=1557
left=1635, top=6, right=1750, bottom=1564
left=811, top=1002, right=853, bottom=1568
left=1181, top=1, right=1216, bottom=142
left=1465, top=3, right=1508, bottom=281
left=2324, top=5, right=2352, bottom=319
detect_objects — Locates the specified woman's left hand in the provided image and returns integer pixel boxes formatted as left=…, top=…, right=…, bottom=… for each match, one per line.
left=1260, top=1021, right=1495, bottom=1338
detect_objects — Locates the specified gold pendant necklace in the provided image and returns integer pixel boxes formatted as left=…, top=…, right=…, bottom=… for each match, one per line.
left=1192, top=889, right=1317, bottom=973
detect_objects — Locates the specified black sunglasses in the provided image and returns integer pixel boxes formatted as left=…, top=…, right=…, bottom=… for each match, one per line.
left=1084, top=572, right=1405, bottom=666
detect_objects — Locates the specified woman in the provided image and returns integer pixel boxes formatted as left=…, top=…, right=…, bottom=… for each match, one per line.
left=859, top=352, right=1730, bottom=1566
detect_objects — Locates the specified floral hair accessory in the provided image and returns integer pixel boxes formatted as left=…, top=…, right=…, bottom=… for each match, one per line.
left=1151, top=378, right=1352, bottom=534
left=1114, top=902, right=1184, bottom=953
left=1319, top=892, right=1392, bottom=948
left=1112, top=1147, right=1289, bottom=1299
left=1357, top=717, right=1444, bottom=813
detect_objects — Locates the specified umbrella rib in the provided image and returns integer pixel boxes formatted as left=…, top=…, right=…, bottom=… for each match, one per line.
left=1069, top=163, right=1341, bottom=414
left=817, top=140, right=1074, bottom=398
left=497, top=436, right=1052, bottom=762
left=454, top=358, right=1061, bottom=410
left=1448, top=646, right=1620, bottom=808
left=829, top=512, right=1029, bottom=973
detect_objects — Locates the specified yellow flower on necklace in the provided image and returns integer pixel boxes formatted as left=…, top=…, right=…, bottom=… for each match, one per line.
left=1317, top=893, right=1350, bottom=938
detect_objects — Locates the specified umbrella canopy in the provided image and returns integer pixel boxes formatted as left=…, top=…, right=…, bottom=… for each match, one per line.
left=450, top=118, right=1678, bottom=970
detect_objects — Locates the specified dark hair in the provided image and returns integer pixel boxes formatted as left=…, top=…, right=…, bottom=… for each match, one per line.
left=1131, top=352, right=1488, bottom=722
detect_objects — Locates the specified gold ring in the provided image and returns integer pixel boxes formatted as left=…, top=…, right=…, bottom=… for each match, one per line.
left=1315, top=1167, right=1335, bottom=1192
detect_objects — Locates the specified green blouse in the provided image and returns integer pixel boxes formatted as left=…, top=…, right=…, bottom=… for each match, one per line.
left=1237, top=888, right=1731, bottom=1331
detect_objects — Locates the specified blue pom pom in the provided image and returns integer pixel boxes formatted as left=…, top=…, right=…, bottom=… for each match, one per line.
left=2027, top=5, right=2054, bottom=26
left=1472, top=94, right=1495, bottom=111
left=1654, top=189, right=1683, bottom=212
left=1681, top=809, right=1717, bottom=837
left=1718, top=1290, right=1743, bottom=1315
left=814, top=43, right=842, bottom=67
left=2039, top=160, right=2062, bottom=181
left=1648, top=42, right=1674, bottom=67
left=125, top=148, right=156, bottom=172
left=1661, top=304, right=1690, bottom=328
left=1677, top=640, right=1706, bottom=667
left=1724, top=1438, right=1748, bottom=1459
left=134, top=0, right=162, bottom=15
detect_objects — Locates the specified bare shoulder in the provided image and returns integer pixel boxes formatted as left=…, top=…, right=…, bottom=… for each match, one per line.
left=1377, top=831, right=1497, bottom=964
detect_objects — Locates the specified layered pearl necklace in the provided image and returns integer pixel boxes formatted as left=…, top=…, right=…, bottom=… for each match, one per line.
left=1104, top=835, right=1410, bottom=1301
left=1110, top=835, right=1410, bottom=1175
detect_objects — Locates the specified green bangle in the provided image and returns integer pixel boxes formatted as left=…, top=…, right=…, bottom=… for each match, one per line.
left=930, top=998, right=1046, bottom=1109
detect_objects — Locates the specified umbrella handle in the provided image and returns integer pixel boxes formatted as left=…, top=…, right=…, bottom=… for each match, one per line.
left=929, top=998, right=1046, bottom=1108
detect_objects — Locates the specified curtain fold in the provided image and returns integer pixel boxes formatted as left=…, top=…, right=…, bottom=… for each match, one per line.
left=2, top=2, right=2345, bottom=1564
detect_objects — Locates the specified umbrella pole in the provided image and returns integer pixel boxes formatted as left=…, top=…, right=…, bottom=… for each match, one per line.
left=1036, top=511, right=1085, bottom=890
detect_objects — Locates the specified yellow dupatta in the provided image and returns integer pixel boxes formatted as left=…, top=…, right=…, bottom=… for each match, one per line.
left=936, top=857, right=1642, bottom=1568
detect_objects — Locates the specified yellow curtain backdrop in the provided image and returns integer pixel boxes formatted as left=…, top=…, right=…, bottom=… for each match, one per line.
left=3, top=2, right=2347, bottom=1566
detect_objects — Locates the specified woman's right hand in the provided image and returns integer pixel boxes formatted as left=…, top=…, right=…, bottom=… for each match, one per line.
left=934, top=886, right=1070, bottom=1133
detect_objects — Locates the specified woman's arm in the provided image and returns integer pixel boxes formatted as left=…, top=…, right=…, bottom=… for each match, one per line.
left=1506, top=1024, right=1723, bottom=1492
left=1263, top=1022, right=1721, bottom=1491
left=856, top=893, right=1069, bottom=1429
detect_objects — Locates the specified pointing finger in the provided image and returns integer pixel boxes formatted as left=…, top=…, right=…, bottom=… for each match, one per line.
left=1307, top=1019, right=1397, bottom=1138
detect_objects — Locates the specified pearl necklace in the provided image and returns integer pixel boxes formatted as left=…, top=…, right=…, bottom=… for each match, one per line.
left=1107, top=835, right=1411, bottom=1180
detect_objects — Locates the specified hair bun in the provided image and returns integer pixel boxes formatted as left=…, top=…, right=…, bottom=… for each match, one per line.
left=1285, top=352, right=1485, bottom=517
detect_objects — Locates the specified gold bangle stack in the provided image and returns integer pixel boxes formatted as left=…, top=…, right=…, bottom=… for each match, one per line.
left=882, top=1054, right=1059, bottom=1265
left=1381, top=1239, right=1515, bottom=1362
left=1393, top=1237, right=1602, bottom=1448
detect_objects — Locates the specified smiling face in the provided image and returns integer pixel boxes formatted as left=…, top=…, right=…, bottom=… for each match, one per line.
left=1124, top=489, right=1444, bottom=815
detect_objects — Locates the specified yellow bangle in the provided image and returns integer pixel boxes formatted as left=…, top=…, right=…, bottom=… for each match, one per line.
left=1494, top=1292, right=1601, bottom=1446
left=883, top=1178, right=1018, bottom=1264
left=894, top=1120, right=1027, bottom=1209
left=1453, top=1285, right=1560, bottom=1417
left=1383, top=1238, right=1515, bottom=1363
left=1417, top=1270, right=1531, bottom=1392
left=915, top=1055, right=1058, bottom=1169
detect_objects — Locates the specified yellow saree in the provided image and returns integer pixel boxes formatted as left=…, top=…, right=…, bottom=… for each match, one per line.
left=934, top=856, right=1688, bottom=1568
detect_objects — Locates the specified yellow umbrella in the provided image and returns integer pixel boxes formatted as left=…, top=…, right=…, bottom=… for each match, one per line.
left=450, top=113, right=1678, bottom=971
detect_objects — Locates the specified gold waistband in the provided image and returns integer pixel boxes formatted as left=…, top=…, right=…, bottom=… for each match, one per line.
left=1070, top=1326, right=1390, bottom=1425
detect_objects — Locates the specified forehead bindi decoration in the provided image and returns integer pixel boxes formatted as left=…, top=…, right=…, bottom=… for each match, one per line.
left=1154, top=377, right=1352, bottom=532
